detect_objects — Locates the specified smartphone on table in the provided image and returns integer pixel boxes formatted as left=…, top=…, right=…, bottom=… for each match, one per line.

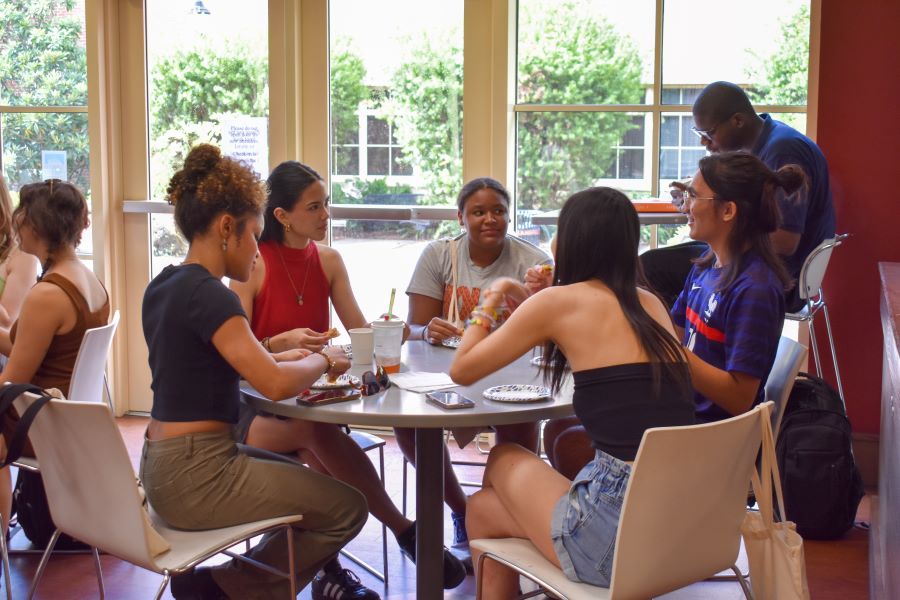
left=426, top=391, right=476, bottom=410
left=297, top=389, right=361, bottom=406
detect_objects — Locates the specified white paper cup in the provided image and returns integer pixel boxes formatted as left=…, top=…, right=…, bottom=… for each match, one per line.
left=349, top=327, right=374, bottom=367
left=371, top=320, right=405, bottom=373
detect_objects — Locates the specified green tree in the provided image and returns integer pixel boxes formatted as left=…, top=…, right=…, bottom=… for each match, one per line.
left=0, top=0, right=89, bottom=193
left=149, top=46, right=267, bottom=198
left=746, top=4, right=810, bottom=106
left=387, top=35, right=463, bottom=208
left=387, top=3, right=643, bottom=213
left=517, top=2, right=644, bottom=210
left=331, top=45, right=369, bottom=147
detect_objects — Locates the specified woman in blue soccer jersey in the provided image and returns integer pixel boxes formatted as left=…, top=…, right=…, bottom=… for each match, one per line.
left=544, top=151, right=803, bottom=478
left=669, top=151, right=801, bottom=422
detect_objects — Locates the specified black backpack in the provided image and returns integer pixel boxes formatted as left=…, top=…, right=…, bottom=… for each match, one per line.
left=1, top=384, right=89, bottom=551
left=775, top=372, right=865, bottom=540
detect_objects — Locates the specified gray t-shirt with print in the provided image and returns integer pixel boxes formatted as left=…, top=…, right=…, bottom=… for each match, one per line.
left=406, top=234, right=551, bottom=323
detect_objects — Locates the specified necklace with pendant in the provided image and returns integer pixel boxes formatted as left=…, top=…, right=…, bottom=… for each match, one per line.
left=275, top=244, right=311, bottom=306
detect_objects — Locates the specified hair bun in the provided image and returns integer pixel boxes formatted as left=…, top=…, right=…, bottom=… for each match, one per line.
left=773, top=164, right=807, bottom=196
left=166, top=144, right=222, bottom=204
left=183, top=144, right=222, bottom=178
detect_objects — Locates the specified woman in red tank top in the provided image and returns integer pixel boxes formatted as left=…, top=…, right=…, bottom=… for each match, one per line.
left=0, top=179, right=108, bottom=538
left=229, top=162, right=466, bottom=594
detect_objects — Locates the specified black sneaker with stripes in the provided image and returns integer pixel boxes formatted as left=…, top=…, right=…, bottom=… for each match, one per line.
left=310, top=568, right=380, bottom=600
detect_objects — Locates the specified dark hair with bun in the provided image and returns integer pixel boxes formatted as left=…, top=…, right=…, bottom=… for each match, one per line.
left=166, top=144, right=266, bottom=241
left=695, top=150, right=802, bottom=291
left=15, top=179, right=90, bottom=277
left=260, top=161, right=323, bottom=243
left=456, top=177, right=510, bottom=211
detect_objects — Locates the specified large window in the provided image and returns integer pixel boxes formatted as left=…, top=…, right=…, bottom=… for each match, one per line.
left=145, top=0, right=269, bottom=276
left=0, top=0, right=92, bottom=259
left=329, top=0, right=463, bottom=325
left=515, top=0, right=811, bottom=247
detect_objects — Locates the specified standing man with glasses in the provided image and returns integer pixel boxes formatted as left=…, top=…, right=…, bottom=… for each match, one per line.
left=642, top=81, right=836, bottom=311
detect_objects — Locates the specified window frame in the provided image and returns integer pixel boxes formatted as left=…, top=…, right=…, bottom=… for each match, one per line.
left=78, top=0, right=819, bottom=413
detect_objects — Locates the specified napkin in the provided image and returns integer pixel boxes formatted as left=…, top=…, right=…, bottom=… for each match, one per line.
left=388, top=371, right=458, bottom=393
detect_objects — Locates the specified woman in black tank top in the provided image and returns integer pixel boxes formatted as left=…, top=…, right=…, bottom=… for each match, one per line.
left=449, top=188, right=694, bottom=593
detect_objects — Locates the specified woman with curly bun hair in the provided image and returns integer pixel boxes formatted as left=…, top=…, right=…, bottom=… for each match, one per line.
left=140, top=144, right=368, bottom=599
left=0, top=177, right=108, bottom=536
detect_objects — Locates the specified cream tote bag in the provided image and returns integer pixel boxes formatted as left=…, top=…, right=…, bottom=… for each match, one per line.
left=741, top=404, right=811, bottom=600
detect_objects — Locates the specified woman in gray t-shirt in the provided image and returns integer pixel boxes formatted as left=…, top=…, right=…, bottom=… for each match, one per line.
left=401, top=177, right=551, bottom=546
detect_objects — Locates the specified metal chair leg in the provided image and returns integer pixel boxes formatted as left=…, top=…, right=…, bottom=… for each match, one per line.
left=153, top=571, right=170, bottom=600
left=807, top=316, right=823, bottom=378
left=379, top=446, right=389, bottom=585
left=27, top=528, right=62, bottom=600
left=0, top=513, right=12, bottom=600
left=732, top=564, right=755, bottom=599
left=92, top=546, right=106, bottom=599
left=820, top=300, right=846, bottom=406
left=287, top=525, right=297, bottom=599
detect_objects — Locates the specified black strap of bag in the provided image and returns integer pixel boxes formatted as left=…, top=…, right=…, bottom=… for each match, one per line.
left=0, top=383, right=54, bottom=468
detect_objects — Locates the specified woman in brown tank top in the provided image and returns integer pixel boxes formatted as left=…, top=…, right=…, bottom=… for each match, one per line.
left=0, top=179, right=109, bottom=537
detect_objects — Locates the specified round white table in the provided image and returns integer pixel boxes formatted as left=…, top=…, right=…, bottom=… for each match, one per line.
left=241, top=340, right=574, bottom=599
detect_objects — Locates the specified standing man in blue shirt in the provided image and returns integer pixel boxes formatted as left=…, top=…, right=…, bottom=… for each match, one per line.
left=642, top=81, right=836, bottom=311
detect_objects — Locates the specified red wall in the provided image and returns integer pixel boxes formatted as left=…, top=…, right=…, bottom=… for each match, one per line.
left=816, top=0, right=900, bottom=434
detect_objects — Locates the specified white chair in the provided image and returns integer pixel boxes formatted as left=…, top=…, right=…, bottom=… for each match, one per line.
left=68, top=309, right=120, bottom=410
left=766, top=336, right=809, bottom=438
left=8, top=310, right=121, bottom=551
left=15, top=393, right=302, bottom=600
left=786, top=234, right=848, bottom=406
left=471, top=404, right=772, bottom=599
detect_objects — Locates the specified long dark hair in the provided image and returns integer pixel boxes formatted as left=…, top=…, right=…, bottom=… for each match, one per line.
left=695, top=151, right=801, bottom=291
left=543, top=187, right=690, bottom=395
left=260, top=161, right=323, bottom=243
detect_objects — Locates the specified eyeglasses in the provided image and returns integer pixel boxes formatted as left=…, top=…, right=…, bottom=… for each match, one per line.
left=669, top=184, right=715, bottom=210
left=690, top=123, right=720, bottom=143
left=359, top=366, right=391, bottom=396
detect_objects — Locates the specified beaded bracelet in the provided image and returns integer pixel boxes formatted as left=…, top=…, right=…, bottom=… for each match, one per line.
left=467, top=311, right=497, bottom=332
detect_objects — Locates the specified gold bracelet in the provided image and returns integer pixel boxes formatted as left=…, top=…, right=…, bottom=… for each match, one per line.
left=314, top=349, right=335, bottom=375
left=261, top=337, right=272, bottom=352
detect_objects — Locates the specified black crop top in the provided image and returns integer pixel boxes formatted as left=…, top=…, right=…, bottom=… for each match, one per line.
left=143, top=264, right=246, bottom=423
left=572, top=363, right=696, bottom=461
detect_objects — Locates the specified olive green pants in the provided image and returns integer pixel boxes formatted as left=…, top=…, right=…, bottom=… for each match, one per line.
left=140, top=431, right=367, bottom=599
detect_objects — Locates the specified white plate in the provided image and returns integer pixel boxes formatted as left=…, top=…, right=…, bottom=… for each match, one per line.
left=310, top=374, right=360, bottom=390
left=441, top=336, right=462, bottom=349
left=482, top=384, right=551, bottom=403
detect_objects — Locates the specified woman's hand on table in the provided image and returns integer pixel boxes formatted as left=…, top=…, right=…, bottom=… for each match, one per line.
left=524, top=264, right=553, bottom=295
left=423, top=317, right=463, bottom=344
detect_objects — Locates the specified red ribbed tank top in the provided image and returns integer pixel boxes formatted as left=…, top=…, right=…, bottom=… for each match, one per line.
left=251, top=240, right=331, bottom=339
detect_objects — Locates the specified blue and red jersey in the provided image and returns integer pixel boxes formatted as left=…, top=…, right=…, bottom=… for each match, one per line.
left=671, top=252, right=785, bottom=423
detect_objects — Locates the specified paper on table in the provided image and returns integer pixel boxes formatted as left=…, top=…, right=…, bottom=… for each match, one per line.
left=388, top=371, right=458, bottom=393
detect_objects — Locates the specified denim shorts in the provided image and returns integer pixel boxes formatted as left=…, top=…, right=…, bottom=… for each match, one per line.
left=550, top=450, right=631, bottom=587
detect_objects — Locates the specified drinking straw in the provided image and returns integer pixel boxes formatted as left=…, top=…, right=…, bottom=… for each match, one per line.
left=386, top=287, right=396, bottom=320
